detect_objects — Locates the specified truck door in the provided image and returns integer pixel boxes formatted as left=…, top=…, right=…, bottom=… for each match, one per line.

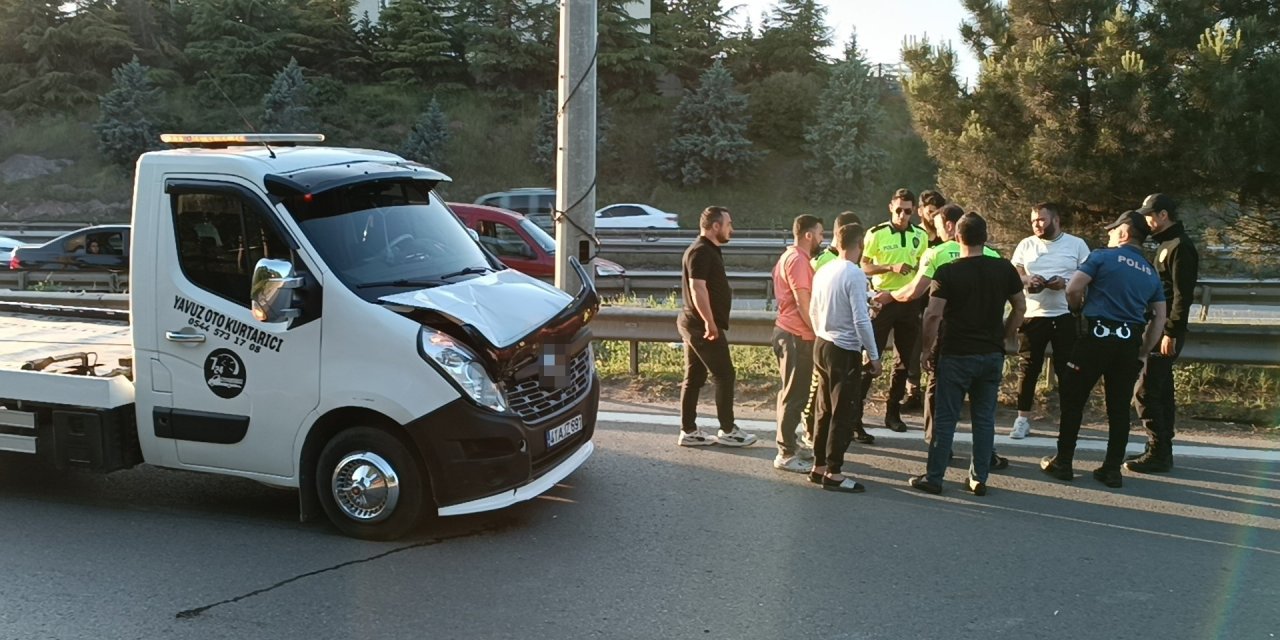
left=156, top=179, right=322, bottom=478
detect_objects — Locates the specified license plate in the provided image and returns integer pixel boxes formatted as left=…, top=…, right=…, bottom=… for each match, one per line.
left=545, top=415, right=584, bottom=449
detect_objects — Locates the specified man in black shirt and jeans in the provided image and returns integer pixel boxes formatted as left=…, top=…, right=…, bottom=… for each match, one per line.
left=909, top=213, right=1025, bottom=496
left=1128, top=193, right=1199, bottom=473
left=677, top=206, right=758, bottom=448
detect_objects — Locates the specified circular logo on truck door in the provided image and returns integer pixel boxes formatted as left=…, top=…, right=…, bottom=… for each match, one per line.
left=204, top=349, right=246, bottom=399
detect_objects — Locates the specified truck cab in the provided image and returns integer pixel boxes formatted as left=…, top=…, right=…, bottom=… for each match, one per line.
left=0, top=134, right=600, bottom=540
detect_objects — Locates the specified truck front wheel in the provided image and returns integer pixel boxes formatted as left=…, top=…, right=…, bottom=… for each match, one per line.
left=316, top=426, right=427, bottom=540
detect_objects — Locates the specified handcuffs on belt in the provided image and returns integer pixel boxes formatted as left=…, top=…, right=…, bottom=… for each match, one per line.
left=1090, top=319, right=1133, bottom=339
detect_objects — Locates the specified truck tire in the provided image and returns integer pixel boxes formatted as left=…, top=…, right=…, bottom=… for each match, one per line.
left=316, top=426, right=427, bottom=540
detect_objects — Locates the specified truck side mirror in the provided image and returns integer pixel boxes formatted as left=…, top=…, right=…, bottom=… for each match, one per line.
left=251, top=258, right=304, bottom=324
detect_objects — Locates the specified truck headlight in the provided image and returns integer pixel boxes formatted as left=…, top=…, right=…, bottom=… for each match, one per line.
left=418, top=328, right=506, bottom=413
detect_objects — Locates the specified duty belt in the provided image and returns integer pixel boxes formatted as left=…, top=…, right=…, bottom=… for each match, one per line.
left=1087, top=317, right=1139, bottom=340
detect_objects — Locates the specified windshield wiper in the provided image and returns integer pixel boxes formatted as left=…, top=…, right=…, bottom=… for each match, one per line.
left=356, top=279, right=446, bottom=290
left=436, top=266, right=496, bottom=280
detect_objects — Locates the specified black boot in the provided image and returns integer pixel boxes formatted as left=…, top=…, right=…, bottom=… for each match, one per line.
left=1124, top=443, right=1173, bottom=473
left=900, top=388, right=923, bottom=413
left=853, top=423, right=876, bottom=444
left=1125, top=442, right=1152, bottom=462
left=884, top=404, right=908, bottom=432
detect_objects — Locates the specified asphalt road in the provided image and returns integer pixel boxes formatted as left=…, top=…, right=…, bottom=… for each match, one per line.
left=1, top=421, right=1277, bottom=640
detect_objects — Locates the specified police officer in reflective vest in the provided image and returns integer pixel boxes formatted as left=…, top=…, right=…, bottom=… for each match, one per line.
left=860, top=188, right=929, bottom=432
left=1041, top=211, right=1166, bottom=489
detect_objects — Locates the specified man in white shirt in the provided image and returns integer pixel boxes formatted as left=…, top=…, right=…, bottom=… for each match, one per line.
left=1008, top=202, right=1091, bottom=438
left=809, top=223, right=882, bottom=493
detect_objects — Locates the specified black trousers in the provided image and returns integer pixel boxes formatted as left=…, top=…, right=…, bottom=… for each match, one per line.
left=813, top=338, right=864, bottom=474
left=1134, top=340, right=1184, bottom=451
left=1016, top=314, right=1079, bottom=411
left=1056, top=330, right=1144, bottom=469
left=862, top=297, right=923, bottom=407
left=679, top=327, right=736, bottom=433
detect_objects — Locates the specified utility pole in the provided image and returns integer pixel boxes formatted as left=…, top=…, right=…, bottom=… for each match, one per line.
left=554, top=0, right=597, bottom=292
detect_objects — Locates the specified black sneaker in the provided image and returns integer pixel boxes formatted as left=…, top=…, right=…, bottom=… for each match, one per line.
left=965, top=477, right=988, bottom=496
left=990, top=452, right=1010, bottom=471
left=1040, top=456, right=1073, bottom=482
left=1124, top=446, right=1151, bottom=462
left=885, top=413, right=908, bottom=433
left=854, top=425, right=876, bottom=444
left=1124, top=453, right=1173, bottom=474
left=909, top=474, right=943, bottom=495
left=900, top=391, right=923, bottom=413
left=1093, top=466, right=1123, bottom=488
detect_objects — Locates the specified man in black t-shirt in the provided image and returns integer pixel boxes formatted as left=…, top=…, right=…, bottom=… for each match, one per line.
left=909, top=213, right=1025, bottom=496
left=676, top=206, right=757, bottom=448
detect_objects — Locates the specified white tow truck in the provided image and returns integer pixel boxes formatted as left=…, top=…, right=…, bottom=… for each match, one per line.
left=0, top=134, right=600, bottom=540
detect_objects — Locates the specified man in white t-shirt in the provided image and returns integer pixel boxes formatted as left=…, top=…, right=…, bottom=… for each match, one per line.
left=1008, top=202, right=1091, bottom=438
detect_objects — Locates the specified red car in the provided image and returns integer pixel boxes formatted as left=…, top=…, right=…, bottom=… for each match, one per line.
left=449, top=203, right=624, bottom=279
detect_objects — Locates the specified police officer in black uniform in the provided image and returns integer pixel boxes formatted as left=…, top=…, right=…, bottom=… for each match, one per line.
left=1127, top=194, right=1199, bottom=473
left=1041, top=211, right=1167, bottom=488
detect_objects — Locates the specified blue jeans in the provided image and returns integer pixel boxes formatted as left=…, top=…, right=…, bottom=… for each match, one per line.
left=926, top=352, right=1004, bottom=484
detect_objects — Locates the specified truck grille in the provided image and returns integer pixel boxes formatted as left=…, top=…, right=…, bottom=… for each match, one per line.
left=505, top=347, right=593, bottom=424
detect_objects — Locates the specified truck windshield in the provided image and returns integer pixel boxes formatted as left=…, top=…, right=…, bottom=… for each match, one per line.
left=283, top=179, right=495, bottom=293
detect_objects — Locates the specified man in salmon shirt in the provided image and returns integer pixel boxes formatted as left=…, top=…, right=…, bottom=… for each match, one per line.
left=771, top=214, right=824, bottom=472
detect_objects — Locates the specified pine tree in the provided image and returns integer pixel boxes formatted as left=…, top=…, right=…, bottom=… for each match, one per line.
left=532, top=90, right=613, bottom=177
left=901, top=1, right=1280, bottom=240
left=185, top=0, right=295, bottom=101
left=532, top=91, right=558, bottom=173
left=753, top=0, right=831, bottom=81
left=293, top=0, right=368, bottom=81
left=261, top=58, right=316, bottom=133
left=597, top=0, right=663, bottom=106
left=651, top=0, right=733, bottom=88
left=804, top=38, right=887, bottom=202
left=0, top=1, right=137, bottom=112
left=463, top=0, right=557, bottom=95
left=401, top=98, right=450, bottom=168
left=376, top=0, right=458, bottom=84
left=93, top=56, right=163, bottom=168
left=659, top=59, right=763, bottom=186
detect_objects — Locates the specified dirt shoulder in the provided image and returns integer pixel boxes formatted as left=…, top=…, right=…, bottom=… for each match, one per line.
left=599, top=379, right=1280, bottom=450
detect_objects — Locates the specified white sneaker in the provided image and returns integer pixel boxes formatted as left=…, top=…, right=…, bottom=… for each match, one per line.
left=797, top=429, right=816, bottom=451
left=774, top=454, right=813, bottom=473
left=1010, top=416, right=1031, bottom=439
left=678, top=429, right=718, bottom=447
left=716, top=427, right=758, bottom=447
left=796, top=445, right=815, bottom=461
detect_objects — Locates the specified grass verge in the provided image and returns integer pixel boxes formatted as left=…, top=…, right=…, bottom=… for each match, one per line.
left=593, top=341, right=1280, bottom=432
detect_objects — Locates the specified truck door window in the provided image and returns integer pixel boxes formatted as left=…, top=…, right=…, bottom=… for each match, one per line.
left=172, top=191, right=291, bottom=306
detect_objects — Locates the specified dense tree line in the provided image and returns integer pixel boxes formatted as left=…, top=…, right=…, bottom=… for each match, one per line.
left=5, top=0, right=893, bottom=199
left=901, top=0, right=1280, bottom=253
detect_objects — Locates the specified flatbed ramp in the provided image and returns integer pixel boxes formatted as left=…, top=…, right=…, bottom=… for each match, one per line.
left=0, top=314, right=135, bottom=409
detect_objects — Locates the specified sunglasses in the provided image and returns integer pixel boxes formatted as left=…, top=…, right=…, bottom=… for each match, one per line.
left=894, top=207, right=914, bottom=215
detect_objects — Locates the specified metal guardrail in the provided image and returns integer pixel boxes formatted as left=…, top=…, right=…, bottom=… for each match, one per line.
left=590, top=307, right=1280, bottom=372
left=599, top=271, right=1279, bottom=316
left=3, top=293, right=1276, bottom=370
left=0, top=271, right=128, bottom=293
left=0, top=221, right=92, bottom=243
left=0, top=290, right=130, bottom=310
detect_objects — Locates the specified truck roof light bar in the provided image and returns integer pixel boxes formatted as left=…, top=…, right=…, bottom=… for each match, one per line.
left=160, top=133, right=325, bottom=148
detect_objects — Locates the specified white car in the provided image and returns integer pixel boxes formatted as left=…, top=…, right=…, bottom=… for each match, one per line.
left=594, top=203, right=679, bottom=229
left=1, top=235, right=29, bottom=268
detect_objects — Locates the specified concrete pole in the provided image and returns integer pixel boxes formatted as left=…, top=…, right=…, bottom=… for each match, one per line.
left=554, top=0, right=597, bottom=292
